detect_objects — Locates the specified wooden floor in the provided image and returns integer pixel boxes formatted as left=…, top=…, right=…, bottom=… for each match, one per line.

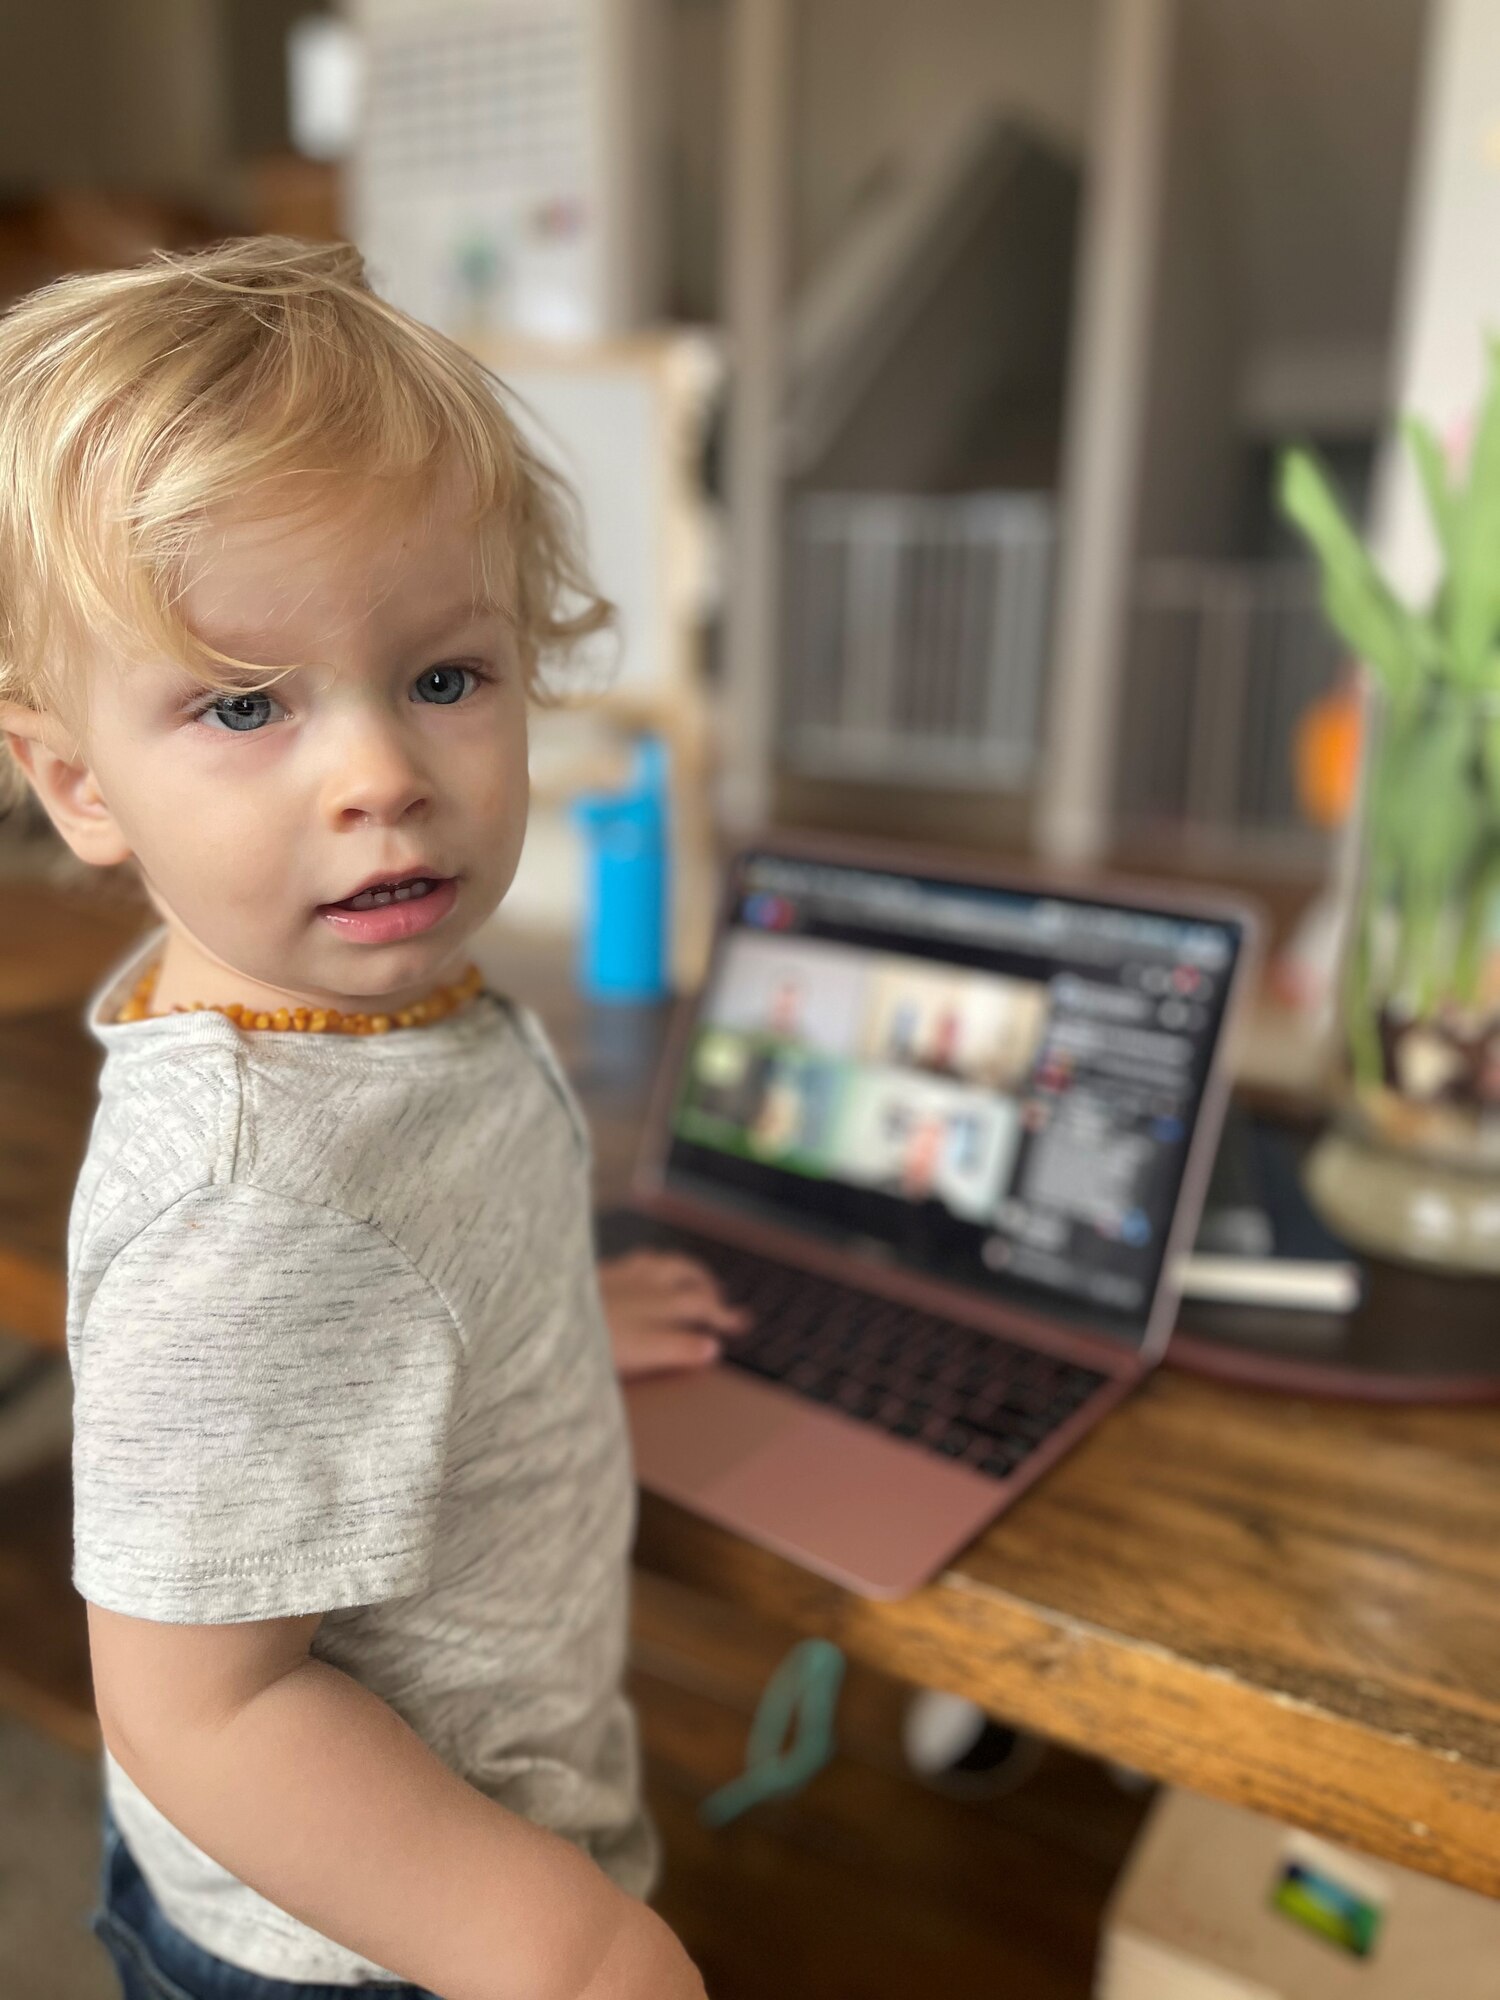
left=0, top=856, right=1148, bottom=1997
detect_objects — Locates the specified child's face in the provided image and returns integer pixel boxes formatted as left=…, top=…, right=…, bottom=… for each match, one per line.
left=58, top=488, right=530, bottom=1013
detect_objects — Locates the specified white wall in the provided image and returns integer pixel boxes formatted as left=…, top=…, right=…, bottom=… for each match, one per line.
left=1379, top=0, right=1500, bottom=595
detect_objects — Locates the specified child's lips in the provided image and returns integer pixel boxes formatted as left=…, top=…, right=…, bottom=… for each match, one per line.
left=316, top=875, right=459, bottom=942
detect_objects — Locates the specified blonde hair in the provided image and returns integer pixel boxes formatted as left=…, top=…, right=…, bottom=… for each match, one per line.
left=0, top=234, right=613, bottom=810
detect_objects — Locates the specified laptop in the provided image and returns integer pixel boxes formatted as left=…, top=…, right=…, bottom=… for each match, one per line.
left=600, top=833, right=1257, bottom=1599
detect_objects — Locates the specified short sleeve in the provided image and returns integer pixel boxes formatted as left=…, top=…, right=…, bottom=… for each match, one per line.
left=71, top=1183, right=463, bottom=1623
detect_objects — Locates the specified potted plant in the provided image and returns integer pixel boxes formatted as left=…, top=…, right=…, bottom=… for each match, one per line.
left=1280, top=343, right=1500, bottom=1272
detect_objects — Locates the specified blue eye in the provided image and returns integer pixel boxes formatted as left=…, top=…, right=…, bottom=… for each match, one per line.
left=196, top=693, right=279, bottom=733
left=413, top=664, right=479, bottom=706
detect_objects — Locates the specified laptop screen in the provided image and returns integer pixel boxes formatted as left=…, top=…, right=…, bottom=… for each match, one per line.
left=659, top=849, right=1247, bottom=1348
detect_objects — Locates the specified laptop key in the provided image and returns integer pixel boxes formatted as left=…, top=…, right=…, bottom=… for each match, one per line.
left=807, top=1373, right=847, bottom=1403
left=978, top=1443, right=1030, bottom=1480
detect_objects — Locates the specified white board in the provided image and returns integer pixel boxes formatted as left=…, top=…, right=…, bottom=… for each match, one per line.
left=497, top=361, right=665, bottom=695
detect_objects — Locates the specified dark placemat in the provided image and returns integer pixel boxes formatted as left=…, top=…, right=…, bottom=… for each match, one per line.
left=1171, top=1114, right=1500, bottom=1402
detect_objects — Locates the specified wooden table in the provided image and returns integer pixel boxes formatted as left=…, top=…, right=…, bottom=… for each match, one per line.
left=5, top=899, right=1500, bottom=1899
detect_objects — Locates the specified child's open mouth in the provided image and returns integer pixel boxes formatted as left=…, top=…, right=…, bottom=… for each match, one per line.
left=339, top=878, right=439, bottom=911
left=317, top=875, right=459, bottom=942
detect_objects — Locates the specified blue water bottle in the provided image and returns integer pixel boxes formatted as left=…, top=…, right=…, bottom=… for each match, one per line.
left=571, top=737, right=671, bottom=1002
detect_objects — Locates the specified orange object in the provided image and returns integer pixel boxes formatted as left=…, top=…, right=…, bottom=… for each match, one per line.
left=1295, top=679, right=1364, bottom=828
left=114, top=958, right=484, bottom=1032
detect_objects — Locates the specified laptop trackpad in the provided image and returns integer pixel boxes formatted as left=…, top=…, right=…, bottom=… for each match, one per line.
left=626, top=1368, right=793, bottom=1490
left=626, top=1367, right=1000, bottom=1598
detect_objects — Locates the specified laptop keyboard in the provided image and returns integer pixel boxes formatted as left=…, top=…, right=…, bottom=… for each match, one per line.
left=619, top=1221, right=1109, bottom=1484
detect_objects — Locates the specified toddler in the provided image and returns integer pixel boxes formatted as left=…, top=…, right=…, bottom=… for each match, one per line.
left=0, top=236, right=743, bottom=1999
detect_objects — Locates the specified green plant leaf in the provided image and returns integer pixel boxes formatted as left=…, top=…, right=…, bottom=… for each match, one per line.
left=1381, top=701, right=1489, bottom=1007
left=1279, top=449, right=1429, bottom=706
left=1453, top=841, right=1500, bottom=1007
left=1399, top=704, right=1485, bottom=883
left=1281, top=449, right=1438, bottom=694
left=1341, top=874, right=1386, bottom=1089
left=1445, top=335, right=1500, bottom=685
left=1403, top=414, right=1458, bottom=563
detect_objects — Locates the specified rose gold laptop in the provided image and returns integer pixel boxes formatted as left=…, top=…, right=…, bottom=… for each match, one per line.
left=602, top=832, right=1257, bottom=1599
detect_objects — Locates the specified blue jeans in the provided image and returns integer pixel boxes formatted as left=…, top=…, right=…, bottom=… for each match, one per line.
left=91, top=1809, right=441, bottom=2000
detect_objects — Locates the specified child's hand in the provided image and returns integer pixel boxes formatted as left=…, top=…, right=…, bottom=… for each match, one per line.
left=598, top=1249, right=750, bottom=1380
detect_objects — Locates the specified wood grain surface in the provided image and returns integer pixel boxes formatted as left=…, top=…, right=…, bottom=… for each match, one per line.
left=3, top=893, right=1499, bottom=1899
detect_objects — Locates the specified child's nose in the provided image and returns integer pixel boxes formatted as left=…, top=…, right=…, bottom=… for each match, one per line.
left=323, top=712, right=433, bottom=825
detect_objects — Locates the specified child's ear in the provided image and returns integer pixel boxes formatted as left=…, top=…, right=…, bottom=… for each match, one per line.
left=0, top=703, right=133, bottom=869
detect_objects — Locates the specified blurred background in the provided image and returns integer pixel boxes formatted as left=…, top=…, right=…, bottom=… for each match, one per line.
left=3, top=3, right=1500, bottom=1996
left=0, top=0, right=1465, bottom=1027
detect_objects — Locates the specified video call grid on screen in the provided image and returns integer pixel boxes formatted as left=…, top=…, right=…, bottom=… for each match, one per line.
left=662, top=853, right=1244, bottom=1347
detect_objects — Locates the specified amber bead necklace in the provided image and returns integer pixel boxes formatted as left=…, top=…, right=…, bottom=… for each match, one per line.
left=114, top=956, right=485, bottom=1035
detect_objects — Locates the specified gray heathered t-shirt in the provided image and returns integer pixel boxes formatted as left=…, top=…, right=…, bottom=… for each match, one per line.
left=67, top=924, right=655, bottom=1986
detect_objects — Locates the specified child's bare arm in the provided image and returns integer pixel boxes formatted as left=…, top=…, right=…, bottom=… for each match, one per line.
left=87, top=1604, right=705, bottom=2000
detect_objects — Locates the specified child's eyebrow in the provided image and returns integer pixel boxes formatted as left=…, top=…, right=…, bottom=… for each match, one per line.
left=164, top=657, right=283, bottom=696
left=184, top=602, right=502, bottom=670
left=420, top=600, right=504, bottom=641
